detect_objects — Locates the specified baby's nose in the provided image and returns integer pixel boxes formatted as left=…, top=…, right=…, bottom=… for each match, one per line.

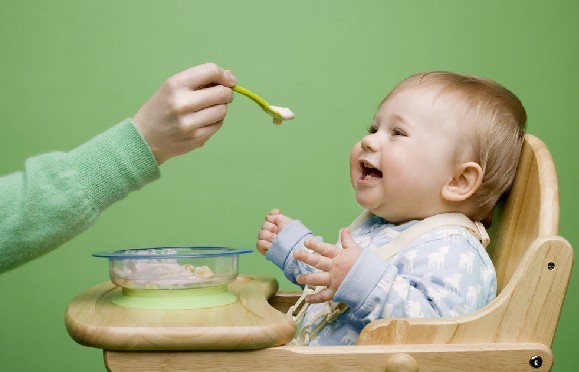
left=361, top=135, right=380, bottom=152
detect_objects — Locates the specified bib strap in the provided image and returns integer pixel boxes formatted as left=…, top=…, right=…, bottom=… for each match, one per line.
left=367, top=212, right=489, bottom=262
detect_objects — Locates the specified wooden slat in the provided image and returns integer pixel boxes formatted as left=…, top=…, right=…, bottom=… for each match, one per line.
left=487, top=134, right=560, bottom=293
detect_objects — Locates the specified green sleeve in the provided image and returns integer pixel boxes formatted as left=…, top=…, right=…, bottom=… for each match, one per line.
left=0, top=118, right=160, bottom=273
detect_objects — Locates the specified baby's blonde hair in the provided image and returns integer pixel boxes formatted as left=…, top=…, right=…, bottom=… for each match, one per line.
left=384, top=72, right=527, bottom=224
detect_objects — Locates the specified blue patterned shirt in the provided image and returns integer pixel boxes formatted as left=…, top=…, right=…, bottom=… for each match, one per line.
left=265, top=214, right=496, bottom=346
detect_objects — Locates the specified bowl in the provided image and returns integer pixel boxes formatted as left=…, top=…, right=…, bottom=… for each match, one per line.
left=93, top=247, right=252, bottom=290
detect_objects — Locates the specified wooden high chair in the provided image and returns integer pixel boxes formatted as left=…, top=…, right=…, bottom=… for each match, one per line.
left=80, top=135, right=574, bottom=371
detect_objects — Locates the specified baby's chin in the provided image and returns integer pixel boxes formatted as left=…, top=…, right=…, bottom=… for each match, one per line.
left=354, top=193, right=373, bottom=210
left=355, top=198, right=406, bottom=224
left=355, top=197, right=385, bottom=219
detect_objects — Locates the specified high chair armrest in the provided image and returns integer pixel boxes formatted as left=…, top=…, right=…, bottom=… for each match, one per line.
left=268, top=290, right=302, bottom=313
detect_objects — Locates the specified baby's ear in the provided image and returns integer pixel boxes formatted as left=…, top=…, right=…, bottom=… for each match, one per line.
left=442, top=162, right=483, bottom=202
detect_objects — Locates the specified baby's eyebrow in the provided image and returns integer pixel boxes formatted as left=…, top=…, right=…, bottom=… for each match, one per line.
left=392, top=113, right=410, bottom=126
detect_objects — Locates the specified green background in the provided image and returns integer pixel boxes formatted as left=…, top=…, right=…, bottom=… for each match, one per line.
left=1, top=1, right=577, bottom=371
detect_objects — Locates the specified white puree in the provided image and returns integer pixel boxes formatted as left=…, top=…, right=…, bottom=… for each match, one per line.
left=112, top=255, right=215, bottom=289
left=270, top=105, right=295, bottom=124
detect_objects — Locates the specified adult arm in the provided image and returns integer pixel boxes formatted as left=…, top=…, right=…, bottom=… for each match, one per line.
left=0, top=119, right=159, bottom=273
left=0, top=63, right=237, bottom=274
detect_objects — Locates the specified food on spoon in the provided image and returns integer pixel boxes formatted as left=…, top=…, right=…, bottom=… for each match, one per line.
left=270, top=105, right=295, bottom=125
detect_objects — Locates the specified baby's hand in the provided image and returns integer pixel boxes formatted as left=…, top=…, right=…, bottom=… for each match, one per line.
left=256, top=209, right=293, bottom=255
left=294, top=228, right=362, bottom=303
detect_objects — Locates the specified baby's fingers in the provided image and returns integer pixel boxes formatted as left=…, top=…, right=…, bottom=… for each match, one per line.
left=266, top=209, right=282, bottom=222
left=306, top=288, right=334, bottom=304
left=256, top=240, right=271, bottom=255
left=260, top=220, right=277, bottom=234
left=269, top=208, right=281, bottom=215
left=258, top=229, right=276, bottom=243
left=293, top=250, right=332, bottom=272
left=296, top=272, right=330, bottom=287
left=266, top=213, right=281, bottom=224
left=340, top=227, right=358, bottom=249
left=304, top=239, right=340, bottom=258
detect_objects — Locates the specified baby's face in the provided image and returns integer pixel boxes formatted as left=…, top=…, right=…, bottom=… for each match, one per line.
left=349, top=85, right=463, bottom=223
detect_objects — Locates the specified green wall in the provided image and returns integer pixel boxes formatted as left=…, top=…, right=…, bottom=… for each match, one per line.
left=1, top=1, right=577, bottom=371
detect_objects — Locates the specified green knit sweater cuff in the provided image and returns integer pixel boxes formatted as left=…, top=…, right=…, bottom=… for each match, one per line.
left=69, top=118, right=160, bottom=212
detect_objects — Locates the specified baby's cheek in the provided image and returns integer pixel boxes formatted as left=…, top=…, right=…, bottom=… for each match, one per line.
left=349, top=143, right=362, bottom=187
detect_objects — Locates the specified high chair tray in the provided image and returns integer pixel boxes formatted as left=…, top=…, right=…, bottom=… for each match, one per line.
left=65, top=275, right=296, bottom=350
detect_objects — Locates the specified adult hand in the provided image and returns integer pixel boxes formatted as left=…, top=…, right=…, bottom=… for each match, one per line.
left=294, top=228, right=362, bottom=303
left=132, top=63, right=237, bottom=165
left=256, top=209, right=294, bottom=255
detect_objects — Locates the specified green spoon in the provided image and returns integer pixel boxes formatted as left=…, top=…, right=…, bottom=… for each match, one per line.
left=233, top=85, right=295, bottom=125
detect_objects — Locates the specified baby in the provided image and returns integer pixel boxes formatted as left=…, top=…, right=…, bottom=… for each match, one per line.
left=257, top=71, right=527, bottom=346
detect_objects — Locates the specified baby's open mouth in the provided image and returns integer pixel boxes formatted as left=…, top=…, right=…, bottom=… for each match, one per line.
left=360, top=160, right=383, bottom=180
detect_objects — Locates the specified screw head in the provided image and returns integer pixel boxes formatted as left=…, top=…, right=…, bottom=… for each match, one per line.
left=530, top=355, right=543, bottom=368
left=548, top=262, right=555, bottom=270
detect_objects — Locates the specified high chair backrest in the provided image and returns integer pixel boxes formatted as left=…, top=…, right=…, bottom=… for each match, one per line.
left=487, top=134, right=560, bottom=293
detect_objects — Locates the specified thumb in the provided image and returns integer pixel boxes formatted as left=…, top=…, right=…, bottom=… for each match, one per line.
left=340, top=227, right=357, bottom=249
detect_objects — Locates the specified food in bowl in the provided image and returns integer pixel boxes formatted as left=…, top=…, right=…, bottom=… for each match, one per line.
left=93, top=247, right=252, bottom=290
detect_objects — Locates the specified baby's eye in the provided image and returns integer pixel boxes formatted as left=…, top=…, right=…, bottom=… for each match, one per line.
left=391, top=128, right=406, bottom=137
left=367, top=125, right=378, bottom=134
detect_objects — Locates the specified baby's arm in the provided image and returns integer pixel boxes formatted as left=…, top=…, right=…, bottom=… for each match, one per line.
left=257, top=209, right=325, bottom=285
left=335, top=235, right=496, bottom=324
